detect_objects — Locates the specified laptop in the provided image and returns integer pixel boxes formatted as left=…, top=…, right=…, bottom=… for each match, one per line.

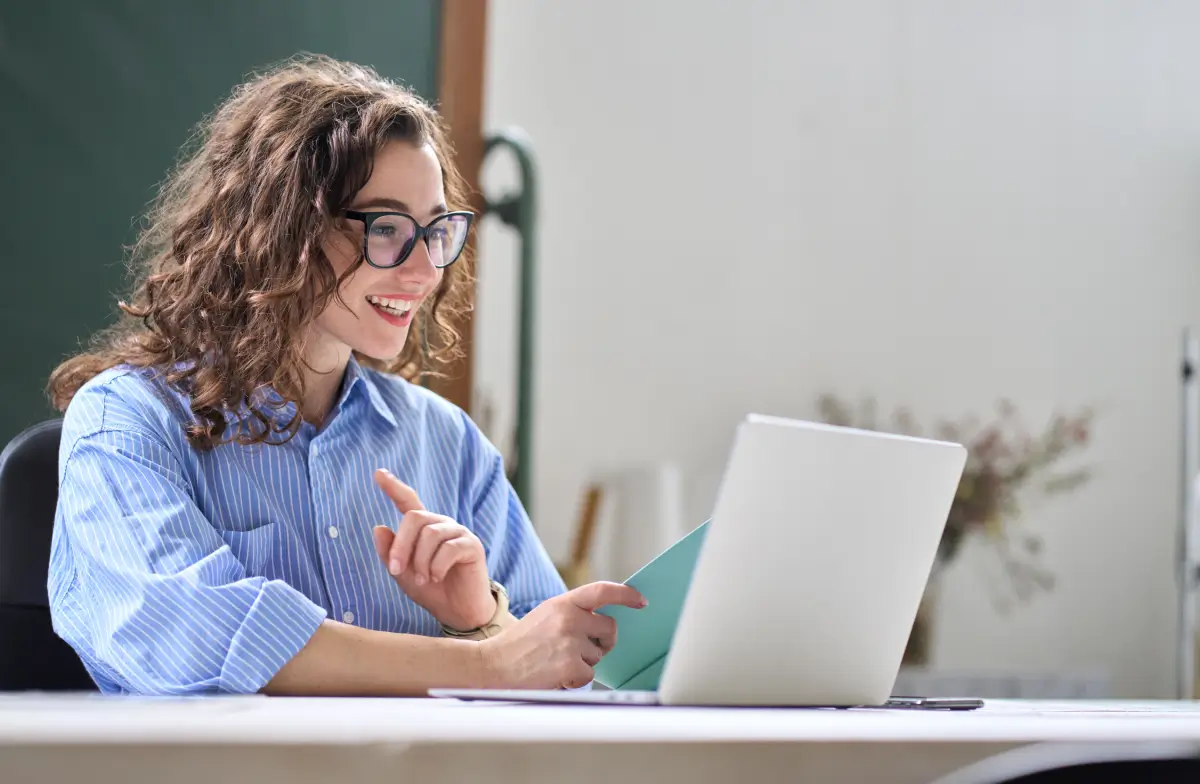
left=432, top=413, right=971, bottom=708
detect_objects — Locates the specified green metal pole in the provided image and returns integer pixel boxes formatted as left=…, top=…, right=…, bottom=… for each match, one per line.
left=481, top=128, right=538, bottom=518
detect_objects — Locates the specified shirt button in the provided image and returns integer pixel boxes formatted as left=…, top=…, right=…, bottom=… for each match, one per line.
left=327, top=526, right=339, bottom=539
left=342, top=610, right=355, bottom=624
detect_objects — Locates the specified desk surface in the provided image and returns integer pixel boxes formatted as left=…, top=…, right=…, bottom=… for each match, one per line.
left=2, top=694, right=1200, bottom=744
left=2, top=695, right=1199, bottom=784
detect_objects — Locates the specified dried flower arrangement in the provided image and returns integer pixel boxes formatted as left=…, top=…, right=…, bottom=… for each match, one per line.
left=817, top=394, right=1096, bottom=613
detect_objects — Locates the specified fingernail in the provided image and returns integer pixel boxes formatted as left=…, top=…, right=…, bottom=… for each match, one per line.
left=639, top=599, right=649, bottom=608
left=380, top=468, right=392, bottom=476
left=414, top=574, right=426, bottom=586
left=390, top=560, right=402, bottom=575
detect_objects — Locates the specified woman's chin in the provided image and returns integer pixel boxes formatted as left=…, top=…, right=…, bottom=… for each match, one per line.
left=354, top=334, right=411, bottom=364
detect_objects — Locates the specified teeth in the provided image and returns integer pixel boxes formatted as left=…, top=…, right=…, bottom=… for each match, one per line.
left=367, top=295, right=414, bottom=314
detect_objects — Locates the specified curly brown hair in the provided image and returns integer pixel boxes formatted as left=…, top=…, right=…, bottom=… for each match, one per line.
left=47, top=54, right=473, bottom=449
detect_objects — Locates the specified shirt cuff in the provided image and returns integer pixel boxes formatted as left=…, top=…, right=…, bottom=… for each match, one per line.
left=219, top=578, right=328, bottom=693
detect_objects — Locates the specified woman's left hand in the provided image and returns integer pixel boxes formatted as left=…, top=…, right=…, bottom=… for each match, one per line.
left=371, top=468, right=496, bottom=632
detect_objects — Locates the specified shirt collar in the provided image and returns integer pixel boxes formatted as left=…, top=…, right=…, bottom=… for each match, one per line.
left=337, top=354, right=399, bottom=428
left=241, top=354, right=397, bottom=431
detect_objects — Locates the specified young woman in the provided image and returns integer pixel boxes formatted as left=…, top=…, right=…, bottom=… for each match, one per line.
left=45, top=55, right=644, bottom=696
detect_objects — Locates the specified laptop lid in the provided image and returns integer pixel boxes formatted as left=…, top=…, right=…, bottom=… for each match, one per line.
left=657, top=414, right=966, bottom=706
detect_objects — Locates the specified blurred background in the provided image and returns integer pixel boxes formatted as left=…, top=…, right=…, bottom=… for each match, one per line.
left=3, top=0, right=1200, bottom=702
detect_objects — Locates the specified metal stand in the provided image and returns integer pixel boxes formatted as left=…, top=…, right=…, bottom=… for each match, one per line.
left=481, top=128, right=539, bottom=519
left=1179, top=329, right=1200, bottom=699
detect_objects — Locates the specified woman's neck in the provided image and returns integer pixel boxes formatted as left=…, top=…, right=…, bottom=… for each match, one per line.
left=300, top=339, right=353, bottom=427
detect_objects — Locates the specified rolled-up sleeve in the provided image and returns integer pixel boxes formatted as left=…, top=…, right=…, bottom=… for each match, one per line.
left=49, top=424, right=327, bottom=695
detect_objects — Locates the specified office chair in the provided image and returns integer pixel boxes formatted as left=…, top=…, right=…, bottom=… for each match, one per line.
left=932, top=741, right=1200, bottom=784
left=0, top=418, right=96, bottom=690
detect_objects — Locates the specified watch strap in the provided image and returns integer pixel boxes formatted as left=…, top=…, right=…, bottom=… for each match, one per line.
left=440, top=580, right=514, bottom=640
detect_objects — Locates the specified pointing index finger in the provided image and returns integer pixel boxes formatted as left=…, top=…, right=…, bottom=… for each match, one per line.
left=375, top=468, right=425, bottom=514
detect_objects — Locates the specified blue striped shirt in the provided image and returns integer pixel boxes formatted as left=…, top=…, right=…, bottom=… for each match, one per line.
left=47, top=356, right=566, bottom=695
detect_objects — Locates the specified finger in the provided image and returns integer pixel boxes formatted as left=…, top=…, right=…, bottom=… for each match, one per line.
left=372, top=526, right=395, bottom=564
left=580, top=638, right=606, bottom=668
left=567, top=581, right=647, bottom=612
left=429, top=536, right=479, bottom=583
left=389, top=510, right=439, bottom=576
left=374, top=469, right=426, bottom=515
left=411, top=521, right=461, bottom=583
left=583, top=613, right=618, bottom=652
left=562, top=664, right=594, bottom=691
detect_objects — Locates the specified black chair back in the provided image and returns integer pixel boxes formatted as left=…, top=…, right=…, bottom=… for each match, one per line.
left=934, top=741, right=1200, bottom=784
left=0, top=419, right=95, bottom=690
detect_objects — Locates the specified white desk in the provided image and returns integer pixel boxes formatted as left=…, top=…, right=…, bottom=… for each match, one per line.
left=1, top=695, right=1199, bottom=784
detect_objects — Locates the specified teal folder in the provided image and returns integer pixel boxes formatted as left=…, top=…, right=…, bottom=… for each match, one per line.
left=592, top=520, right=710, bottom=690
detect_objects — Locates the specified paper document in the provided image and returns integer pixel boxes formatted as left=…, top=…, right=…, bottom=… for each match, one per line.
left=593, top=520, right=709, bottom=690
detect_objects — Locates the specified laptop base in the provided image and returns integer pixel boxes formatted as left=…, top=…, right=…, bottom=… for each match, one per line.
left=429, top=688, right=983, bottom=710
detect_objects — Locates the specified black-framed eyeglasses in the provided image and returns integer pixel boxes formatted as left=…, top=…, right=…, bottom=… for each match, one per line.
left=343, top=210, right=474, bottom=269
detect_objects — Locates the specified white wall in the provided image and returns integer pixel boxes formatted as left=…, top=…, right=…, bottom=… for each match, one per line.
left=476, top=0, right=1200, bottom=699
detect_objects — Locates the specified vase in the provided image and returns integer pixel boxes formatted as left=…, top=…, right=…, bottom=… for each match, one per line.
left=902, top=580, right=939, bottom=668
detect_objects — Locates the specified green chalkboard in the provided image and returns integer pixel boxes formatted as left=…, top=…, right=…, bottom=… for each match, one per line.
left=0, top=1, right=441, bottom=445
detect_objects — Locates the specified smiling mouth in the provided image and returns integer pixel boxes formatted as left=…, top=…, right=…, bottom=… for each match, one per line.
left=366, top=294, right=415, bottom=317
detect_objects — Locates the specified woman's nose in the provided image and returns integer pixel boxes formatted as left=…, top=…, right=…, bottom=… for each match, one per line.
left=399, top=238, right=439, bottom=279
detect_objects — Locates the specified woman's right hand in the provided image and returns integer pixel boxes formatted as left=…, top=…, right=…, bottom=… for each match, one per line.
left=477, top=582, right=647, bottom=689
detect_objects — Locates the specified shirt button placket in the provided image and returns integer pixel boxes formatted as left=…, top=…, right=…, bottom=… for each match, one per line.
left=311, top=437, right=346, bottom=627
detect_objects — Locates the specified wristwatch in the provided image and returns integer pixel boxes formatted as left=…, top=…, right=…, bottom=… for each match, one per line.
left=440, top=579, right=510, bottom=640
